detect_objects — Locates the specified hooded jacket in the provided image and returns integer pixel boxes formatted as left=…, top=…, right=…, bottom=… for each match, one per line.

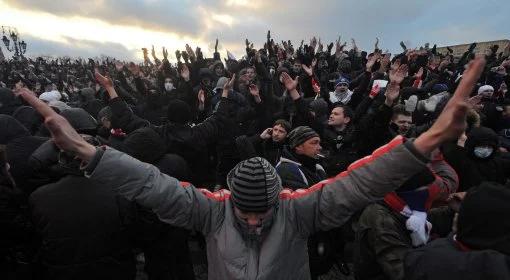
left=85, top=136, right=428, bottom=280
left=276, top=147, right=327, bottom=190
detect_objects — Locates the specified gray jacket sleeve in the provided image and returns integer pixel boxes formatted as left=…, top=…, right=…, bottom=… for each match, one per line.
left=87, top=148, right=225, bottom=235
left=283, top=136, right=430, bottom=236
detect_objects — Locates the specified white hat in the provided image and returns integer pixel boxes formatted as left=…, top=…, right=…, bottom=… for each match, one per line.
left=39, top=90, right=62, bottom=102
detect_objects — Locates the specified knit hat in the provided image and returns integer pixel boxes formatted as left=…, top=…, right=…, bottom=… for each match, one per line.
left=335, top=77, right=350, bottom=88
left=457, top=182, right=510, bottom=255
left=214, top=77, right=229, bottom=92
left=166, top=100, right=191, bottom=124
left=477, top=85, right=494, bottom=95
left=227, top=157, right=282, bottom=213
left=288, top=126, right=319, bottom=149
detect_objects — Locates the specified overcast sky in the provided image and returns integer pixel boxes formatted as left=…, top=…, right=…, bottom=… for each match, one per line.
left=1, top=0, right=508, bottom=61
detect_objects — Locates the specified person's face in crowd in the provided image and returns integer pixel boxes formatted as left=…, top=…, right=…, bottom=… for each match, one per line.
left=335, top=82, right=349, bottom=94
left=473, top=145, right=494, bottom=159
left=35, top=82, right=41, bottom=92
left=271, top=124, right=287, bottom=143
left=100, top=117, right=111, bottom=129
left=318, top=59, right=328, bottom=69
left=328, top=107, right=351, bottom=129
left=292, top=62, right=302, bottom=74
left=295, top=136, right=322, bottom=159
left=234, top=207, right=272, bottom=227
left=202, top=77, right=212, bottom=88
left=164, top=78, right=174, bottom=92
left=479, top=88, right=494, bottom=98
left=215, top=65, right=224, bottom=77
left=392, top=114, right=413, bottom=135
left=234, top=207, right=273, bottom=234
left=246, top=67, right=256, bottom=81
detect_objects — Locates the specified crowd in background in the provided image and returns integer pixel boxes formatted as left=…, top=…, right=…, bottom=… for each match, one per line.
left=1, top=31, right=510, bottom=280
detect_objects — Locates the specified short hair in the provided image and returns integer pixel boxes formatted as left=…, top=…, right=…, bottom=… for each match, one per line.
left=392, top=104, right=411, bottom=119
left=273, top=119, right=291, bottom=133
left=332, top=103, right=354, bottom=120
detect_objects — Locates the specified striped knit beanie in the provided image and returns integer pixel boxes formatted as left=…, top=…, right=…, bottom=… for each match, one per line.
left=227, top=157, right=282, bottom=213
left=288, top=126, right=319, bottom=149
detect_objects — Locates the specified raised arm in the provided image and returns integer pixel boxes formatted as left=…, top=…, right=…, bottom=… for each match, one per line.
left=284, top=56, right=486, bottom=236
left=16, top=87, right=223, bottom=235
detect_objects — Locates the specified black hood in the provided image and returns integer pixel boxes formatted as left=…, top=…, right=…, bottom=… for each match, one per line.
left=465, top=127, right=498, bottom=158
left=457, top=182, right=510, bottom=255
left=60, top=108, right=98, bottom=135
left=122, top=127, right=167, bottom=164
left=0, top=88, right=21, bottom=115
left=0, top=114, right=29, bottom=144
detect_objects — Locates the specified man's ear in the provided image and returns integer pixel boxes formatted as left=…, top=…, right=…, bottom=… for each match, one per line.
left=344, top=117, right=351, bottom=125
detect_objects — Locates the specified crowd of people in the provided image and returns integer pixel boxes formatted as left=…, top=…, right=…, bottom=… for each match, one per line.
left=1, top=31, right=509, bottom=280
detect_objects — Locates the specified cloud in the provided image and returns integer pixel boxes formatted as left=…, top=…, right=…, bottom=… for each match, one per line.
left=7, top=34, right=138, bottom=60
left=4, top=0, right=204, bottom=35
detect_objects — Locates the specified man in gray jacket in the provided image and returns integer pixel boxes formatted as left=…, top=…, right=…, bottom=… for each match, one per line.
left=17, top=57, right=486, bottom=280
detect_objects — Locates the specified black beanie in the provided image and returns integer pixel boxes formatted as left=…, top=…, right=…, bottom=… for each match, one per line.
left=227, top=157, right=282, bottom=213
left=457, top=182, right=510, bottom=255
left=122, top=127, right=167, bottom=163
left=288, top=126, right=319, bottom=149
left=167, top=100, right=192, bottom=124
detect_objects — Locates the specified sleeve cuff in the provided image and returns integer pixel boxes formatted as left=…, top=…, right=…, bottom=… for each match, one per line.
left=404, top=139, right=430, bottom=163
left=82, top=146, right=106, bottom=178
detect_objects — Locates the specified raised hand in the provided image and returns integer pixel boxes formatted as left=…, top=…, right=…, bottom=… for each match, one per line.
left=222, top=74, right=236, bottom=97
left=249, top=84, right=262, bottom=103
left=94, top=69, right=113, bottom=89
left=162, top=47, right=168, bottom=60
left=151, top=45, right=157, bottom=59
left=185, top=44, right=196, bottom=61
left=198, top=89, right=205, bottom=104
left=281, top=72, right=299, bottom=92
left=175, top=50, right=182, bottom=62
left=215, top=38, right=219, bottom=53
left=366, top=53, right=381, bottom=72
left=317, top=38, right=324, bottom=53
left=375, top=37, right=379, bottom=50
left=414, top=56, right=486, bottom=155
left=267, top=30, right=271, bottom=41
left=302, top=63, right=313, bottom=77
left=17, top=88, right=96, bottom=162
left=351, top=38, right=358, bottom=51
left=389, top=64, right=408, bottom=85
left=384, top=83, right=400, bottom=106
left=260, top=128, right=272, bottom=140
left=180, top=64, right=190, bottom=82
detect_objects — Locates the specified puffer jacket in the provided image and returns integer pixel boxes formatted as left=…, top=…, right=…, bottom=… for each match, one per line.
left=85, top=136, right=428, bottom=280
